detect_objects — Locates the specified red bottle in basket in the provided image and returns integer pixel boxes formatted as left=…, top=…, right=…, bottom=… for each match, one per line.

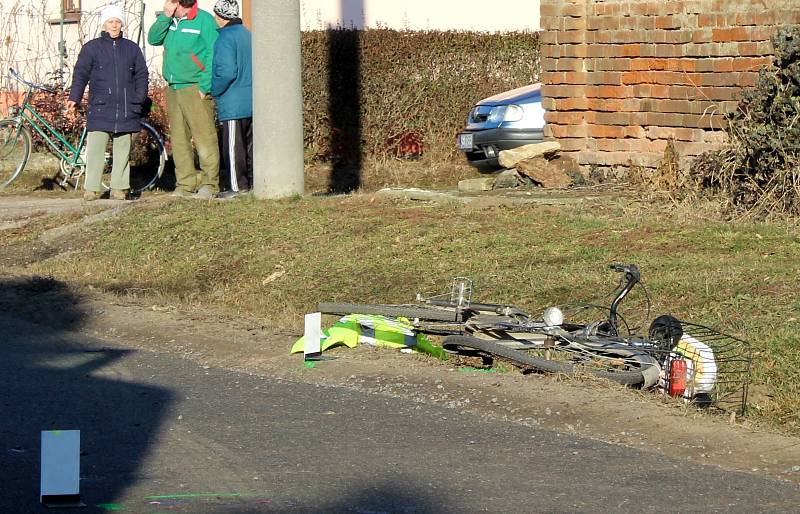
left=669, top=358, right=688, bottom=396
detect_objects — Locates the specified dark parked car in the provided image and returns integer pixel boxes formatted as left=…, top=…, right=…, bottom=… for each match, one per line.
left=456, top=83, right=546, bottom=170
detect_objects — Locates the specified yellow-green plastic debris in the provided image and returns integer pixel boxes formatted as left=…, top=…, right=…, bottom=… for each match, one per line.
left=291, top=314, right=447, bottom=360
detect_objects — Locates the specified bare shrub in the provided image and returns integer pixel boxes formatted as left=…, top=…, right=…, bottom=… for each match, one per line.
left=692, top=25, right=800, bottom=217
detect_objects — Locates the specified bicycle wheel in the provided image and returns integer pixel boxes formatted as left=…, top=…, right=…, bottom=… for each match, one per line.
left=131, top=122, right=166, bottom=192
left=101, top=122, right=166, bottom=194
left=0, top=120, right=31, bottom=189
left=442, top=334, right=653, bottom=386
left=318, top=302, right=463, bottom=322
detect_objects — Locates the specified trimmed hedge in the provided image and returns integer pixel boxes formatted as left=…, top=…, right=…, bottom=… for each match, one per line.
left=302, top=29, right=540, bottom=163
left=15, top=30, right=540, bottom=167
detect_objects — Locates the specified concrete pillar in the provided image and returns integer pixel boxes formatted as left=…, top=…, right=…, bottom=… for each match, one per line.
left=252, top=0, right=304, bottom=199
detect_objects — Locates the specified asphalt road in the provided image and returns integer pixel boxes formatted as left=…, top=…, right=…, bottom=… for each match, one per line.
left=2, top=309, right=799, bottom=513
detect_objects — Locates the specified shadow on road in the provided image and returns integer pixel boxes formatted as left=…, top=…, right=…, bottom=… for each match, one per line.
left=0, top=275, right=172, bottom=513
left=317, top=483, right=441, bottom=513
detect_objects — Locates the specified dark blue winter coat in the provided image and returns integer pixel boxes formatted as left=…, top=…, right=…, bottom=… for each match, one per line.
left=211, top=20, right=253, bottom=122
left=68, top=32, right=148, bottom=134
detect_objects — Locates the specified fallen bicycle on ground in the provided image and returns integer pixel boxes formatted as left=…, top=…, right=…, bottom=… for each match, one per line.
left=319, top=264, right=752, bottom=415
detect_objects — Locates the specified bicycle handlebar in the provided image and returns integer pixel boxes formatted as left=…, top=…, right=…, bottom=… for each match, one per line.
left=607, top=263, right=641, bottom=334
left=8, top=67, right=60, bottom=94
left=609, top=263, right=640, bottom=282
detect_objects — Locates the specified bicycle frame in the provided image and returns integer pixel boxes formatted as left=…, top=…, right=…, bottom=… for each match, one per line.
left=2, top=68, right=167, bottom=193
left=14, top=104, right=87, bottom=167
left=418, top=264, right=642, bottom=332
left=6, top=68, right=87, bottom=181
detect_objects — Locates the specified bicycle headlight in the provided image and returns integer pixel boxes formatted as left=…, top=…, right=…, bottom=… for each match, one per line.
left=7, top=105, right=18, bottom=116
left=543, top=306, right=564, bottom=327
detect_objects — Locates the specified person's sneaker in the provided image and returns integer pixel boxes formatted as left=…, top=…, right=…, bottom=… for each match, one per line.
left=83, top=190, right=100, bottom=201
left=110, top=189, right=128, bottom=201
left=191, top=186, right=215, bottom=199
left=217, top=189, right=249, bottom=200
left=169, top=189, right=194, bottom=198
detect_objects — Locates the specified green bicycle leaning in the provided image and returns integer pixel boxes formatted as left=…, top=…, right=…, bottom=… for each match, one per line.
left=0, top=68, right=167, bottom=193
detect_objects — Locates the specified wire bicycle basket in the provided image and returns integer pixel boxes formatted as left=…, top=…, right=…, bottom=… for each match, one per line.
left=673, top=320, right=753, bottom=415
left=660, top=320, right=752, bottom=416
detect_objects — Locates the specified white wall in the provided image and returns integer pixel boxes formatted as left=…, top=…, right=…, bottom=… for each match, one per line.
left=300, top=0, right=541, bottom=32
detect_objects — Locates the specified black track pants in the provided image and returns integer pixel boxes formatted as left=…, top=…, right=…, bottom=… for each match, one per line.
left=219, top=117, right=254, bottom=192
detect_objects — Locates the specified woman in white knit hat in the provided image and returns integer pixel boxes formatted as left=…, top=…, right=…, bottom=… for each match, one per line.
left=66, top=4, right=149, bottom=201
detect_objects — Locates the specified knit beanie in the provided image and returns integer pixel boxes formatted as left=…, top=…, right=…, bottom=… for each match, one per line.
left=213, top=0, right=239, bottom=20
left=99, top=5, right=125, bottom=27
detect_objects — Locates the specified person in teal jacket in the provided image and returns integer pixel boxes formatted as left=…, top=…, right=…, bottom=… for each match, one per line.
left=211, top=0, right=252, bottom=199
left=148, top=0, right=220, bottom=199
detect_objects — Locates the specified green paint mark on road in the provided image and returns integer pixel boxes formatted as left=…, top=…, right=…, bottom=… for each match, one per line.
left=145, top=493, right=244, bottom=500
left=97, top=503, right=123, bottom=511
left=304, top=360, right=317, bottom=369
left=458, top=366, right=499, bottom=373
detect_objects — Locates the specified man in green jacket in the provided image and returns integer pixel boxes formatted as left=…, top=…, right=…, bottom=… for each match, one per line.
left=148, top=0, right=220, bottom=198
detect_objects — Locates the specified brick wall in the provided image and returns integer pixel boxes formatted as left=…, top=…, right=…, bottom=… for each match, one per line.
left=539, top=0, right=800, bottom=171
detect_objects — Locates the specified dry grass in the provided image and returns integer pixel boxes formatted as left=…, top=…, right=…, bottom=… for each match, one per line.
left=0, top=208, right=87, bottom=247
left=2, top=152, right=63, bottom=191
left=304, top=155, right=480, bottom=194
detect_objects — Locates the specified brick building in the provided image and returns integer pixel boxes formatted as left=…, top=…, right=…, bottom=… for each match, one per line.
left=539, top=0, right=800, bottom=172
